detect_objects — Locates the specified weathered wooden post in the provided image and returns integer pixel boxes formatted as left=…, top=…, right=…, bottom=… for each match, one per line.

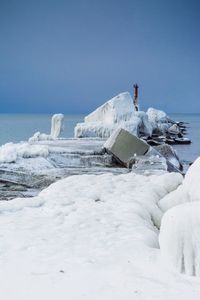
left=133, top=84, right=139, bottom=111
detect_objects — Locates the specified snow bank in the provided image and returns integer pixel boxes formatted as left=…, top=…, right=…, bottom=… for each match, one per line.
left=159, top=201, right=200, bottom=276
left=29, top=113, right=64, bottom=142
left=75, top=93, right=172, bottom=138
left=0, top=171, right=184, bottom=299
left=0, top=142, right=49, bottom=163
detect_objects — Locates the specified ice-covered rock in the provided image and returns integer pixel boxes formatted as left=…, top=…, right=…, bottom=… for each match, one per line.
left=168, top=124, right=180, bottom=135
left=75, top=92, right=153, bottom=138
left=147, top=108, right=168, bottom=125
left=29, top=113, right=64, bottom=142
left=159, top=201, right=200, bottom=276
left=147, top=108, right=171, bottom=134
left=154, top=144, right=182, bottom=170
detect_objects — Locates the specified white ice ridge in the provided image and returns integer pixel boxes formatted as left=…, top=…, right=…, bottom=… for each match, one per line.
left=159, top=157, right=200, bottom=276
left=0, top=171, right=185, bottom=299
left=74, top=92, right=170, bottom=138
left=29, top=113, right=64, bottom=142
left=0, top=142, right=49, bottom=163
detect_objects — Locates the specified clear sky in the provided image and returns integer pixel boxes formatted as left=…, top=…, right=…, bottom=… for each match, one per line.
left=0, top=0, right=199, bottom=113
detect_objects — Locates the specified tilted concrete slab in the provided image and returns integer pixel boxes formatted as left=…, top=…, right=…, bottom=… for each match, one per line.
left=104, top=128, right=150, bottom=166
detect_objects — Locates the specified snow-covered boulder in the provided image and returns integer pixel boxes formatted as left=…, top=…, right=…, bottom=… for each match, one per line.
left=29, top=113, right=64, bottom=142
left=75, top=92, right=153, bottom=138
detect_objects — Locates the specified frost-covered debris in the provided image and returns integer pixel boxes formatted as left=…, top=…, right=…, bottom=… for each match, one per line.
left=74, top=92, right=173, bottom=139
left=0, top=171, right=189, bottom=300
left=159, top=158, right=200, bottom=276
left=29, top=113, right=64, bottom=142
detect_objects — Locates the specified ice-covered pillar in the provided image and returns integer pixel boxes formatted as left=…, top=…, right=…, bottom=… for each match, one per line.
left=133, top=84, right=139, bottom=111
left=50, top=114, right=64, bottom=139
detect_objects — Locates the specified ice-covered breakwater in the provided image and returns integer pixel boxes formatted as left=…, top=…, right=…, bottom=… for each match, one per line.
left=74, top=92, right=190, bottom=146
left=0, top=139, right=129, bottom=200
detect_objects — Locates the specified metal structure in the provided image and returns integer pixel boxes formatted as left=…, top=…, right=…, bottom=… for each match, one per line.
left=133, top=84, right=139, bottom=111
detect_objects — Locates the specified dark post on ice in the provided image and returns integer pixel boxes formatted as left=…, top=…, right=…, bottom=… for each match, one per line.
left=133, top=84, right=139, bottom=111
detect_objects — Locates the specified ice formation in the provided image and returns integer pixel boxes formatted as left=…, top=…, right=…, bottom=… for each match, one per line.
left=159, top=201, right=200, bottom=276
left=155, top=144, right=182, bottom=170
left=158, top=157, right=200, bottom=212
left=74, top=92, right=171, bottom=138
left=159, top=158, right=200, bottom=276
left=50, top=113, right=64, bottom=138
left=0, top=142, right=49, bottom=163
left=29, top=113, right=64, bottom=142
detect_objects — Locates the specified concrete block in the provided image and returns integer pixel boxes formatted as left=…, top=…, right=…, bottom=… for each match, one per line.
left=104, top=128, right=150, bottom=166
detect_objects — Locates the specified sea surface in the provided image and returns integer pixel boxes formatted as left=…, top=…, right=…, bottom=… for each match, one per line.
left=0, top=113, right=199, bottom=163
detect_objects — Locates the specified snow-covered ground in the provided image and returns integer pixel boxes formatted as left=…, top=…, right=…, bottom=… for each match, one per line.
left=1, top=168, right=200, bottom=299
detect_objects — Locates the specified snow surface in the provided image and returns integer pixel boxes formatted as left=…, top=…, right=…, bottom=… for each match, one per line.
left=1, top=171, right=195, bottom=300
left=75, top=93, right=171, bottom=138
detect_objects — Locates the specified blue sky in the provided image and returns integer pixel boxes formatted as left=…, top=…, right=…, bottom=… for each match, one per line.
left=0, top=0, right=199, bottom=113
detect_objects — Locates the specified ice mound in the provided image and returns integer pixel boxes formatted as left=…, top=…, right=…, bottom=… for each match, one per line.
left=74, top=93, right=173, bottom=138
left=29, top=113, right=64, bottom=142
left=159, top=201, right=200, bottom=277
left=75, top=92, right=153, bottom=138
left=0, top=142, right=49, bottom=163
